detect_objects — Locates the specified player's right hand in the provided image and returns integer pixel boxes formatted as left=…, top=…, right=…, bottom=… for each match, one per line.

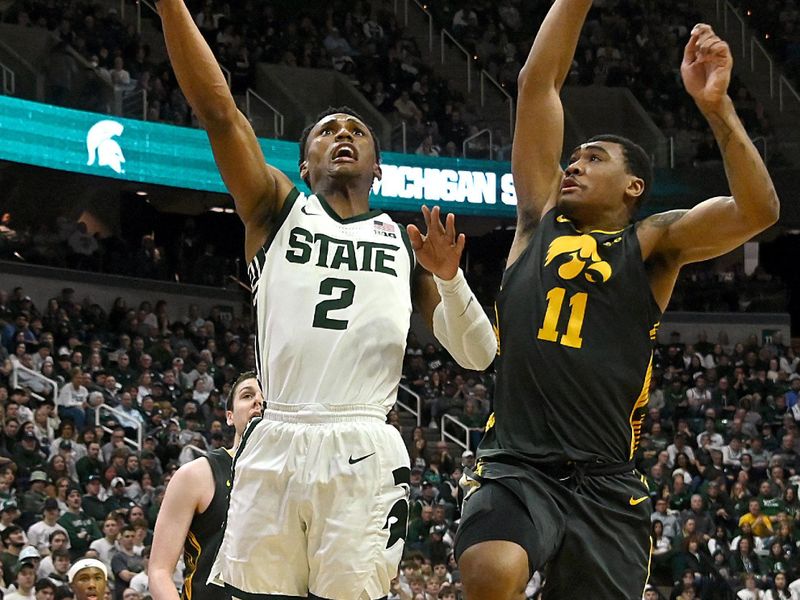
left=681, top=23, right=732, bottom=109
left=407, top=205, right=465, bottom=281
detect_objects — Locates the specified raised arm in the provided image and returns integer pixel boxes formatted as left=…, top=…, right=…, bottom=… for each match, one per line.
left=511, top=0, right=593, bottom=255
left=156, top=0, right=294, bottom=263
left=149, top=459, right=210, bottom=600
left=409, top=206, right=496, bottom=371
left=639, top=25, right=779, bottom=310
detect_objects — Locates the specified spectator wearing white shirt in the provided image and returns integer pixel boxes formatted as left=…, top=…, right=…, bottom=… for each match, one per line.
left=666, top=433, right=695, bottom=469
left=36, top=530, right=69, bottom=578
left=26, top=499, right=67, bottom=556
left=723, top=437, right=745, bottom=468
left=128, top=546, right=149, bottom=597
left=696, top=418, right=725, bottom=449
left=89, top=517, right=120, bottom=573
left=56, top=368, right=87, bottom=430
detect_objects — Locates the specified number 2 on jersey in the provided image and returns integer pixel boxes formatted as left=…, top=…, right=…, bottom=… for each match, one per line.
left=537, top=287, right=588, bottom=349
left=313, top=278, right=355, bottom=330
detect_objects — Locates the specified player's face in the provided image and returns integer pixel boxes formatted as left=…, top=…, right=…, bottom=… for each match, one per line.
left=560, top=141, right=643, bottom=219
left=301, top=114, right=380, bottom=189
left=71, top=567, right=107, bottom=600
left=227, top=378, right=263, bottom=435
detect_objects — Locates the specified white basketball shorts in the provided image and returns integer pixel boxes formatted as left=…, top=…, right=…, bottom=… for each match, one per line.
left=213, top=402, right=411, bottom=599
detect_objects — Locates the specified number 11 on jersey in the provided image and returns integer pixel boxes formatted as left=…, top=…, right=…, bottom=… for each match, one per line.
left=537, top=287, right=588, bottom=349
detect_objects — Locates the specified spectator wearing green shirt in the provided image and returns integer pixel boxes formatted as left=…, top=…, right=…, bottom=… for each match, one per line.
left=75, top=442, right=103, bottom=487
left=57, top=487, right=101, bottom=560
left=758, top=480, right=786, bottom=523
left=0, top=525, right=25, bottom=586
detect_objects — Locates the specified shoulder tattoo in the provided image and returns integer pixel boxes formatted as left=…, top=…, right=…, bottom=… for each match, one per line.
left=645, top=210, right=689, bottom=229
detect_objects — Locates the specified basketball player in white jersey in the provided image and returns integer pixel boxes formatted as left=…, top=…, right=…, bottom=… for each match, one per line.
left=157, top=2, right=497, bottom=598
left=149, top=373, right=262, bottom=600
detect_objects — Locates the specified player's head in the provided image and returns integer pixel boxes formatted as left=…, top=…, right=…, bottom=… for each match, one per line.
left=226, top=371, right=262, bottom=435
left=299, top=106, right=381, bottom=191
left=561, top=134, right=652, bottom=222
left=68, top=559, right=107, bottom=600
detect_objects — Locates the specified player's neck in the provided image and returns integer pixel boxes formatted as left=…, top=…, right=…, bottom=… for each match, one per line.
left=564, top=206, right=630, bottom=233
left=313, top=183, right=371, bottom=219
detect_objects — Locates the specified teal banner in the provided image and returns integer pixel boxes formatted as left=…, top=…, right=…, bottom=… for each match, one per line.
left=0, top=96, right=685, bottom=217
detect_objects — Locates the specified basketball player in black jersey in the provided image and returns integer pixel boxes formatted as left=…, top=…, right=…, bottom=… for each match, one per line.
left=149, top=372, right=262, bottom=600
left=454, top=2, right=779, bottom=599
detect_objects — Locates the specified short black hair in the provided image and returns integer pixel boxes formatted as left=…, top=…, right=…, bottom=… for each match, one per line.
left=226, top=371, right=257, bottom=412
left=586, top=134, right=653, bottom=215
left=298, top=106, right=381, bottom=187
left=36, top=580, right=57, bottom=593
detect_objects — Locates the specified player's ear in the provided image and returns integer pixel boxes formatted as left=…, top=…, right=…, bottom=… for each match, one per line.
left=373, top=163, right=382, bottom=182
left=225, top=410, right=233, bottom=427
left=626, top=176, right=645, bottom=200
left=299, top=160, right=309, bottom=181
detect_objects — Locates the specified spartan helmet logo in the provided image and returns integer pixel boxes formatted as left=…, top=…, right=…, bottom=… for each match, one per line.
left=544, top=235, right=613, bottom=283
left=86, top=120, right=126, bottom=174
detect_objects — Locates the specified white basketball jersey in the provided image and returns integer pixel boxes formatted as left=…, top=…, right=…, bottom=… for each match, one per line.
left=247, top=188, right=415, bottom=414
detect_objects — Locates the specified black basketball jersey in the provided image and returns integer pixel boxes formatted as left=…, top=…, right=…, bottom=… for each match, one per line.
left=478, top=208, right=662, bottom=466
left=181, top=448, right=232, bottom=600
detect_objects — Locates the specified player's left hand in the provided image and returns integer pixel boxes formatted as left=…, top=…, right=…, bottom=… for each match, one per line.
left=407, top=205, right=465, bottom=281
left=681, top=23, right=732, bottom=109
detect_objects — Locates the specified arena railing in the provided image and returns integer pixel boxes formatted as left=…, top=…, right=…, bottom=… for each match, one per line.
left=0, top=62, right=14, bottom=96
left=462, top=128, right=493, bottom=161
left=440, top=413, right=479, bottom=453
left=120, top=87, right=148, bottom=120
left=479, top=70, right=515, bottom=143
left=95, top=404, right=143, bottom=452
left=716, top=0, right=800, bottom=114
left=396, top=383, right=422, bottom=427
left=246, top=89, right=285, bottom=139
left=10, top=363, right=59, bottom=405
left=392, top=120, right=408, bottom=153
left=134, top=0, right=286, bottom=137
left=395, top=0, right=516, bottom=143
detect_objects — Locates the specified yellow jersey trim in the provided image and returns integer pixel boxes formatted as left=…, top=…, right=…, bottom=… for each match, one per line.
left=182, top=529, right=202, bottom=600
left=628, top=354, right=653, bottom=460
left=556, top=214, right=625, bottom=235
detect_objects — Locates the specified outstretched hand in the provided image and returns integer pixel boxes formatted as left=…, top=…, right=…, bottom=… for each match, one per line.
left=681, top=23, right=732, bottom=109
left=407, top=205, right=465, bottom=281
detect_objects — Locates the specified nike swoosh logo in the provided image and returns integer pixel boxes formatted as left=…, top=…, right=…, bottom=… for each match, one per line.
left=629, top=495, right=649, bottom=506
left=349, top=452, right=376, bottom=464
left=301, top=205, right=319, bottom=216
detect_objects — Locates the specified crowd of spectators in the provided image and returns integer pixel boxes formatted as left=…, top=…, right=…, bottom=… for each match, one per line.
left=669, top=264, right=787, bottom=314
left=633, top=326, right=800, bottom=599
left=0, top=213, right=233, bottom=287
left=1, top=206, right=789, bottom=319
left=0, top=0, right=499, bottom=157
left=737, top=0, right=800, bottom=91
left=0, top=285, right=257, bottom=600
left=430, top=0, right=778, bottom=167
left=1, top=0, right=788, bottom=165
left=1, top=278, right=799, bottom=598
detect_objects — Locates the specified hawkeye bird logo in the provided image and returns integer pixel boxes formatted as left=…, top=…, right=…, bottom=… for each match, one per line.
left=86, top=120, right=126, bottom=174
left=545, top=235, right=612, bottom=283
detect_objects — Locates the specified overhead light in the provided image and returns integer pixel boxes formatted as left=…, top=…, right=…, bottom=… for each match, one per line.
left=210, top=207, right=235, bottom=214
left=135, top=191, right=148, bottom=196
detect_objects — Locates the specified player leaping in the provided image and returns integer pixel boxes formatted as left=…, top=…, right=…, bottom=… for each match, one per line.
left=454, top=1, right=779, bottom=598
left=156, top=2, right=497, bottom=599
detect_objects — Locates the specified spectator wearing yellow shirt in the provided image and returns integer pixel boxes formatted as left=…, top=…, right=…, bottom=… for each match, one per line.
left=738, top=499, right=774, bottom=539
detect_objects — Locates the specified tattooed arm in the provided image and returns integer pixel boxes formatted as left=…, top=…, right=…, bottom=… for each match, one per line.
left=638, top=24, right=779, bottom=310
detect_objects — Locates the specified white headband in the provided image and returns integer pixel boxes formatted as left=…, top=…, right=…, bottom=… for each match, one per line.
left=67, top=558, right=108, bottom=583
